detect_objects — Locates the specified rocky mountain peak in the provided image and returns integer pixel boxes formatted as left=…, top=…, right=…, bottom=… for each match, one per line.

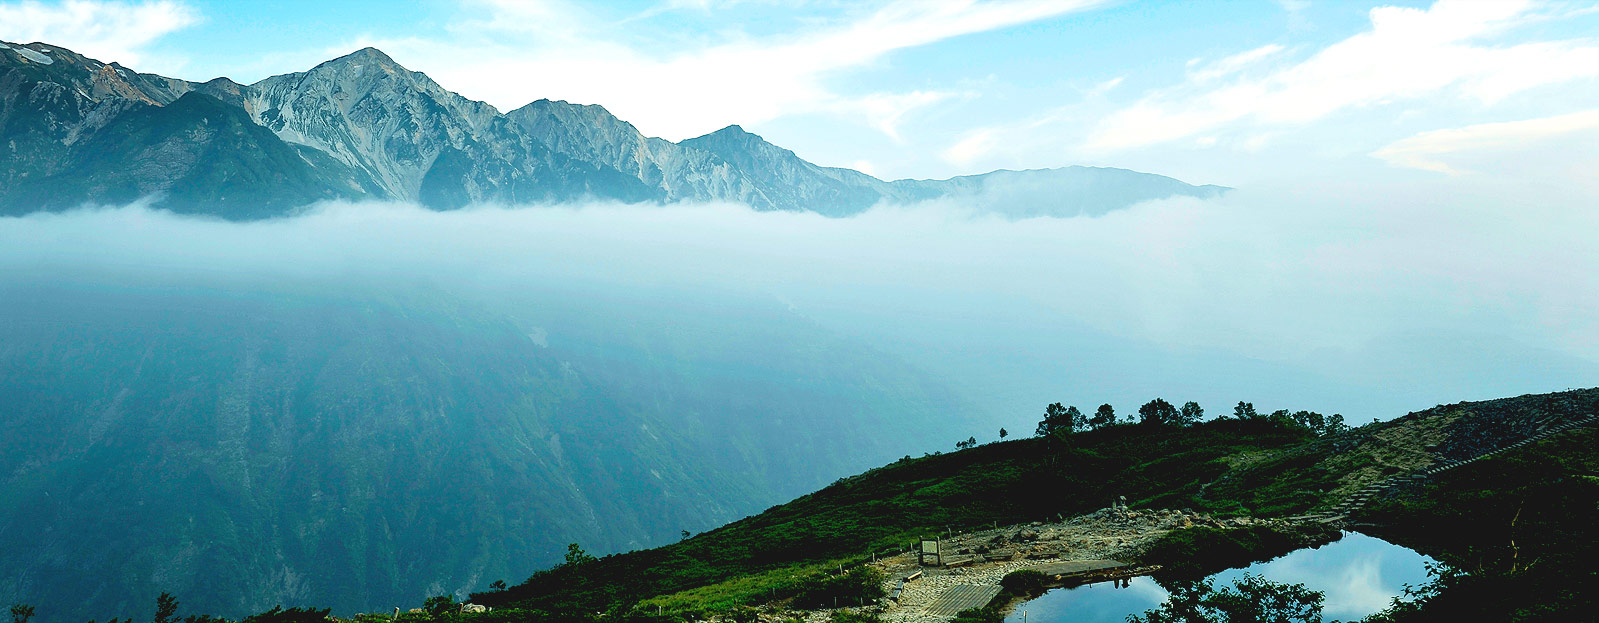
left=696, top=124, right=761, bottom=145
left=1, top=40, right=191, bottom=106
left=2, top=38, right=1228, bottom=220
left=246, top=45, right=511, bottom=199
left=680, top=124, right=805, bottom=173
left=345, top=46, right=397, bottom=64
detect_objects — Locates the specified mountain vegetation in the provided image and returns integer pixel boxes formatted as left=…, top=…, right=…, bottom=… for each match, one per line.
left=405, top=389, right=1598, bottom=620
left=6, top=388, right=1595, bottom=622
left=0, top=282, right=969, bottom=623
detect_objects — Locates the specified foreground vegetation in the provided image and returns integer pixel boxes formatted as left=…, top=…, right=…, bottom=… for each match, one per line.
left=473, top=416, right=1320, bottom=619
left=21, top=389, right=1598, bottom=623
left=1359, top=426, right=1599, bottom=621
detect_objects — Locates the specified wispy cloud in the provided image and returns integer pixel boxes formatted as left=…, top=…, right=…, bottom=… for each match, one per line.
left=942, top=128, right=997, bottom=166
left=1085, top=0, right=1599, bottom=152
left=0, top=0, right=199, bottom=72
left=1185, top=44, right=1286, bottom=83
left=1373, top=109, right=1599, bottom=174
left=353, top=0, right=1106, bottom=141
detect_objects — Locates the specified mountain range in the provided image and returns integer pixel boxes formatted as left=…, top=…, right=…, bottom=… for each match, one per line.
left=0, top=38, right=1230, bottom=623
left=0, top=41, right=1225, bottom=219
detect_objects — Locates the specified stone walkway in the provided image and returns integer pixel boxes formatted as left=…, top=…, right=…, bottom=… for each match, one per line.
left=1308, top=413, right=1599, bottom=522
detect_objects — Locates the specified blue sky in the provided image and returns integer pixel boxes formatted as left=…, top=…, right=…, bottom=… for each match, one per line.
left=4, top=0, right=1598, bottom=187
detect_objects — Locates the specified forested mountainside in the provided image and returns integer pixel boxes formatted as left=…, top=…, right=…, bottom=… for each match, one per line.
left=0, top=280, right=974, bottom=623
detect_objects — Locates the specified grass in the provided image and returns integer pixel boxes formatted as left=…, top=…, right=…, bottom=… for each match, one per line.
left=468, top=389, right=1599, bottom=621
left=69, top=388, right=1598, bottom=623
left=471, top=419, right=1317, bottom=618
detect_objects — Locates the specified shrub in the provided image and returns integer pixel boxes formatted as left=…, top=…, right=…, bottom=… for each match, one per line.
left=243, top=607, right=332, bottom=623
left=1140, top=525, right=1335, bottom=581
left=999, top=569, right=1049, bottom=595
left=792, top=568, right=885, bottom=610
left=423, top=595, right=457, bottom=616
left=950, top=605, right=1004, bottom=623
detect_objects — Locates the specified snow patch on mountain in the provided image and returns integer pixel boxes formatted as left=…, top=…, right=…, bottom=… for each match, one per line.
left=16, top=47, right=53, bottom=64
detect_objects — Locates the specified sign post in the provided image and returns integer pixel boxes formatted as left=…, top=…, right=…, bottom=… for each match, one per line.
left=919, top=539, right=941, bottom=567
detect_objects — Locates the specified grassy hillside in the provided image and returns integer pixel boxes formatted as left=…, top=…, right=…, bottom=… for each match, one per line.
left=466, top=388, right=1599, bottom=621
left=17, top=388, right=1597, bottom=623
left=471, top=419, right=1321, bottom=618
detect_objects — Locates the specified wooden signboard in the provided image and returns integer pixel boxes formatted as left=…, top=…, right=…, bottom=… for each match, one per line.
left=919, top=539, right=941, bottom=566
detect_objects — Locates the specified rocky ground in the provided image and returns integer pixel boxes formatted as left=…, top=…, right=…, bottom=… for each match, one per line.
left=782, top=506, right=1313, bottom=623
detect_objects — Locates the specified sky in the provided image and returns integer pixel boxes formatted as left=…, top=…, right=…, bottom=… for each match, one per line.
left=2, top=0, right=1598, bottom=185
left=2, top=0, right=1598, bottom=422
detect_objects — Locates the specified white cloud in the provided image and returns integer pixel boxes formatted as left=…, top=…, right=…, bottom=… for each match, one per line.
left=942, top=128, right=997, bottom=166
left=1086, top=76, right=1123, bottom=96
left=1187, top=43, right=1286, bottom=83
left=1373, top=109, right=1599, bottom=174
left=355, top=0, right=1105, bottom=141
left=1086, top=0, right=1599, bottom=151
left=0, top=0, right=199, bottom=72
left=853, top=89, right=964, bottom=141
left=850, top=160, right=879, bottom=177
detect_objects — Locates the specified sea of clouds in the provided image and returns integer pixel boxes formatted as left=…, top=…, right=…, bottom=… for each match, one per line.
left=2, top=175, right=1595, bottom=424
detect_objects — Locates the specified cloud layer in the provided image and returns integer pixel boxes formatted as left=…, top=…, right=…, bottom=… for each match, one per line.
left=4, top=170, right=1596, bottom=423
left=1374, top=109, right=1599, bottom=174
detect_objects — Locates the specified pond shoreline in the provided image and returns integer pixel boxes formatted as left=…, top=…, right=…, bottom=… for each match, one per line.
left=797, top=507, right=1339, bottom=623
left=997, top=530, right=1434, bottom=623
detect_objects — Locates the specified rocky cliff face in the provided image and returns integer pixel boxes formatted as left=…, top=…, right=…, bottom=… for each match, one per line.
left=505, top=99, right=765, bottom=207
left=246, top=47, right=646, bottom=207
left=0, top=43, right=365, bottom=216
left=1, top=40, right=1227, bottom=219
left=680, top=124, right=894, bottom=216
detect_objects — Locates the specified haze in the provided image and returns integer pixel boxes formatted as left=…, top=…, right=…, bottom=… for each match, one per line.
left=5, top=166, right=1594, bottom=427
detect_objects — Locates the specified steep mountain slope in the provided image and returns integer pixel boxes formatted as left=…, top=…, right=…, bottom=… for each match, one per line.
left=0, top=279, right=969, bottom=623
left=505, top=100, right=763, bottom=206
left=679, top=124, right=1231, bottom=217
left=0, top=42, right=365, bottom=216
left=2, top=39, right=1227, bottom=218
left=11, top=91, right=364, bottom=217
left=680, top=125, right=893, bottom=216
left=0, top=41, right=189, bottom=106
left=247, top=48, right=657, bottom=209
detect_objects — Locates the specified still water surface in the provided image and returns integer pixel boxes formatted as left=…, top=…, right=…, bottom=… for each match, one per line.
left=1005, top=532, right=1433, bottom=622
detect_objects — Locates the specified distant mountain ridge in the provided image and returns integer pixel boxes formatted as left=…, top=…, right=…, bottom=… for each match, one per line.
left=0, top=41, right=1227, bottom=219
